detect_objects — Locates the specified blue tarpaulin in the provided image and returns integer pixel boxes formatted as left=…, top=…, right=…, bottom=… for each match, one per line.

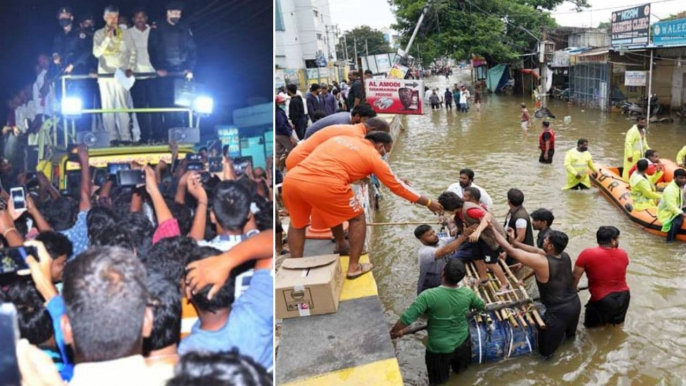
left=487, top=64, right=509, bottom=93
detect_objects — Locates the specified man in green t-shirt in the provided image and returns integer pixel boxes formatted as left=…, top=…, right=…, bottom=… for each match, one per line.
left=390, top=259, right=484, bottom=385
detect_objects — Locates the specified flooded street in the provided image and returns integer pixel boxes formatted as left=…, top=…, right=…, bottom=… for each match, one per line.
left=373, top=69, right=686, bottom=385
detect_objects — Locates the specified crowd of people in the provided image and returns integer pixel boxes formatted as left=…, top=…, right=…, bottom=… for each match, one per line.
left=0, top=144, right=274, bottom=385
left=425, top=84, right=480, bottom=113
left=4, top=1, right=198, bottom=156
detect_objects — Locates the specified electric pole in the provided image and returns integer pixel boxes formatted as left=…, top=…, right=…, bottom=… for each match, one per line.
left=539, top=26, right=548, bottom=109
left=325, top=26, right=332, bottom=60
left=343, top=34, right=349, bottom=62
left=365, top=39, right=369, bottom=57
left=354, top=37, right=359, bottom=69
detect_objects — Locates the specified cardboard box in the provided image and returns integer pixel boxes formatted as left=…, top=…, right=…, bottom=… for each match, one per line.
left=276, top=255, right=344, bottom=319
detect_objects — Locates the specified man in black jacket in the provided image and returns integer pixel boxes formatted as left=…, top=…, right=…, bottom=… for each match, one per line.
left=148, top=1, right=197, bottom=134
left=287, top=84, right=307, bottom=140
left=306, top=84, right=324, bottom=123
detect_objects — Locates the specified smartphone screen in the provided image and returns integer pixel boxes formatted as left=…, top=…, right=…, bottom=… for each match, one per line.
left=10, top=188, right=25, bottom=211
left=185, top=162, right=204, bottom=172
left=0, top=246, right=35, bottom=275
left=108, top=163, right=130, bottom=176
left=117, top=170, right=145, bottom=187
left=0, top=303, right=21, bottom=386
left=185, top=153, right=202, bottom=162
left=208, top=157, right=222, bottom=173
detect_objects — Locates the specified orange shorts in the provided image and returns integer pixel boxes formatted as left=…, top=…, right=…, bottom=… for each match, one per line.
left=282, top=176, right=364, bottom=229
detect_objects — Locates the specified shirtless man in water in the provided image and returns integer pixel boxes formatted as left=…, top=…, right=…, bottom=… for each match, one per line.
left=521, top=103, right=531, bottom=132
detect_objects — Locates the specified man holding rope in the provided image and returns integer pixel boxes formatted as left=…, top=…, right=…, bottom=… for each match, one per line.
left=390, top=259, right=484, bottom=385
left=283, top=132, right=443, bottom=279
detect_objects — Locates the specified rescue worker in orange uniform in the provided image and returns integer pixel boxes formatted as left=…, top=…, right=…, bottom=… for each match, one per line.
left=285, top=118, right=390, bottom=257
left=283, top=131, right=443, bottom=279
left=285, top=118, right=390, bottom=170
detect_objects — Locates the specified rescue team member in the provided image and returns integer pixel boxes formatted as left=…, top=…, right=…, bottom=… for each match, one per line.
left=285, top=118, right=391, bottom=256
left=491, top=226, right=581, bottom=358
left=627, top=149, right=665, bottom=185
left=563, top=138, right=597, bottom=190
left=285, top=118, right=390, bottom=170
left=530, top=208, right=554, bottom=249
left=304, top=102, right=377, bottom=139
left=413, top=225, right=471, bottom=295
left=677, top=145, right=686, bottom=167
left=390, top=259, right=484, bottom=385
left=93, top=5, right=137, bottom=145
left=629, top=159, right=661, bottom=211
left=283, top=132, right=443, bottom=279
left=657, top=168, right=686, bottom=242
left=538, top=120, right=554, bottom=164
left=573, top=226, right=630, bottom=328
left=437, top=192, right=509, bottom=291
left=622, top=116, right=649, bottom=180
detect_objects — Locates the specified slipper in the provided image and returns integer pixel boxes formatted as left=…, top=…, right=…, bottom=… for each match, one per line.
left=495, top=285, right=512, bottom=296
left=346, top=263, right=374, bottom=280
left=279, top=249, right=290, bottom=256
left=477, top=278, right=491, bottom=286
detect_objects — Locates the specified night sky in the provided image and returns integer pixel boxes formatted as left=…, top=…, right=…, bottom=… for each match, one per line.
left=0, top=0, right=273, bottom=127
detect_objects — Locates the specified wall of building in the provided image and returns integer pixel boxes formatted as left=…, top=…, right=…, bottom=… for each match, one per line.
left=275, top=0, right=305, bottom=69
left=569, top=31, right=610, bottom=48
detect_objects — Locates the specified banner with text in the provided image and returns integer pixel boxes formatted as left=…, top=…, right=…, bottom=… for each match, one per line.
left=625, top=71, right=647, bottom=86
left=365, top=79, right=423, bottom=115
left=611, top=4, right=650, bottom=47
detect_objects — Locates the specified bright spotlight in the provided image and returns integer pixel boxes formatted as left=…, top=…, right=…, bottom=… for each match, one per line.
left=194, top=96, right=214, bottom=115
left=61, top=97, right=83, bottom=116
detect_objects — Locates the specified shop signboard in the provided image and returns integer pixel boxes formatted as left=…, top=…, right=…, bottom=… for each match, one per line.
left=625, top=71, right=647, bottom=86
left=611, top=4, right=650, bottom=47
left=387, top=64, right=408, bottom=79
left=365, top=79, right=423, bottom=115
left=653, top=18, right=686, bottom=46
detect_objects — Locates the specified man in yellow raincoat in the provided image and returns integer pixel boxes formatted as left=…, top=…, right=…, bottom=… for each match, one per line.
left=622, top=117, right=648, bottom=180
left=657, top=168, right=686, bottom=242
left=563, top=138, right=597, bottom=190
left=629, top=159, right=661, bottom=211
left=676, top=146, right=686, bottom=167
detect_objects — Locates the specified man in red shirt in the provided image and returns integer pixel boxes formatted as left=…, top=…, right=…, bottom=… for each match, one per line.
left=572, top=226, right=630, bottom=328
left=538, top=121, right=555, bottom=164
left=626, top=149, right=665, bottom=184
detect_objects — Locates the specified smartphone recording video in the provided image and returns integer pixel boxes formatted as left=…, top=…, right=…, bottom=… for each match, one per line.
left=117, top=170, right=145, bottom=187
left=208, top=157, right=222, bottom=173
left=232, top=156, right=252, bottom=175
left=0, top=246, right=36, bottom=276
left=108, top=163, right=131, bottom=176
left=10, top=187, right=25, bottom=211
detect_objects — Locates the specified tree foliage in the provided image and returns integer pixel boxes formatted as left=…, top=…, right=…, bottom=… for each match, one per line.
left=392, top=0, right=589, bottom=66
left=335, top=26, right=393, bottom=61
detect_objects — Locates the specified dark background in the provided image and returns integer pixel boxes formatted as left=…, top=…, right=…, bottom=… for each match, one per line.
left=0, top=0, right=273, bottom=127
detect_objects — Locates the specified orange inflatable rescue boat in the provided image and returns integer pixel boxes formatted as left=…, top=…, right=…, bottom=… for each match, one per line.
left=591, top=159, right=686, bottom=242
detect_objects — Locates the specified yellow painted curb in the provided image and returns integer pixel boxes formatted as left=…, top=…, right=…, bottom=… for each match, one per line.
left=339, top=254, right=379, bottom=301
left=282, top=358, right=403, bottom=386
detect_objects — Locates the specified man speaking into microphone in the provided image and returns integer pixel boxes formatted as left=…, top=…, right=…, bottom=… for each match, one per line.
left=93, top=5, right=137, bottom=145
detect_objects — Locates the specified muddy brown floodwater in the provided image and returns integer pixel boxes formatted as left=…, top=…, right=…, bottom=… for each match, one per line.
left=372, top=69, right=686, bottom=385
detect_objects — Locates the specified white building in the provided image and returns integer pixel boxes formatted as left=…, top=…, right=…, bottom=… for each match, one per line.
left=381, top=27, right=400, bottom=50
left=275, top=0, right=337, bottom=70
